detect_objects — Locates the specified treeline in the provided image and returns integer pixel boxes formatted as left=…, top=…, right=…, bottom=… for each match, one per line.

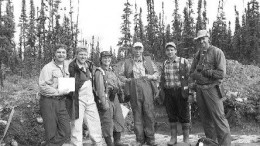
left=0, top=0, right=260, bottom=80
left=118, top=0, right=260, bottom=65
left=0, top=0, right=112, bottom=79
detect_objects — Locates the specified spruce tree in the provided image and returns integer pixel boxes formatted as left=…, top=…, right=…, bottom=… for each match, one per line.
left=18, top=0, right=28, bottom=60
left=232, top=6, right=241, bottom=59
left=182, top=0, right=195, bottom=58
left=211, top=0, right=229, bottom=56
left=24, top=0, right=37, bottom=77
left=202, top=0, right=208, bottom=29
left=146, top=0, right=156, bottom=54
left=196, top=0, right=203, bottom=33
left=172, top=0, right=182, bottom=43
left=118, top=0, right=132, bottom=57
left=245, top=0, right=260, bottom=63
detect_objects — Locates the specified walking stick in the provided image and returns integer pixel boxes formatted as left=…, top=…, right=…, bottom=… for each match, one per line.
left=0, top=107, right=15, bottom=144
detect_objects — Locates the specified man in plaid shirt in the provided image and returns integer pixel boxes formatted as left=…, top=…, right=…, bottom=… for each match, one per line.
left=160, top=42, right=191, bottom=146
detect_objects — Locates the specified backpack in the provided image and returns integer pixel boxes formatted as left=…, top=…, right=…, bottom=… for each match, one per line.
left=92, top=67, right=108, bottom=110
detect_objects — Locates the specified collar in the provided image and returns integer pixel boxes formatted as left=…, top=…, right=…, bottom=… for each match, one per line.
left=166, top=57, right=179, bottom=63
left=133, top=56, right=143, bottom=62
left=76, top=60, right=88, bottom=71
left=101, top=66, right=112, bottom=71
left=52, top=59, right=64, bottom=68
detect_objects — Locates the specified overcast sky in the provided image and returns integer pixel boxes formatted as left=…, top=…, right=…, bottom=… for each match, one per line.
left=12, top=0, right=250, bottom=52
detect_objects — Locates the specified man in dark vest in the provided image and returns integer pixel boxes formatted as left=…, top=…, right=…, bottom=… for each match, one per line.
left=190, top=30, right=231, bottom=146
left=118, top=42, right=159, bottom=146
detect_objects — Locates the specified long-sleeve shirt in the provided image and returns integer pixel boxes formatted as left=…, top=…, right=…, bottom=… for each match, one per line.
left=95, top=67, right=121, bottom=100
left=39, top=60, right=69, bottom=96
left=162, top=57, right=190, bottom=88
left=190, top=45, right=226, bottom=84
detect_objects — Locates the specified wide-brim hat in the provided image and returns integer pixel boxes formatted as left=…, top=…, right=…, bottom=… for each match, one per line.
left=194, top=30, right=209, bottom=40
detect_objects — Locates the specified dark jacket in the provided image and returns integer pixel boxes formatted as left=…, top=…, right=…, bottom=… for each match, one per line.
left=66, top=59, right=94, bottom=120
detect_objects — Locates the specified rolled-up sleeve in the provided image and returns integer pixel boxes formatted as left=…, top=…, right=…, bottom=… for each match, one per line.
left=39, top=66, right=59, bottom=96
left=118, top=62, right=128, bottom=83
left=150, top=61, right=160, bottom=80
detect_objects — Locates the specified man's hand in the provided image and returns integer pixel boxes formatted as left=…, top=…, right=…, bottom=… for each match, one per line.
left=201, top=69, right=213, bottom=78
left=143, top=75, right=155, bottom=80
left=190, top=71, right=203, bottom=80
left=187, top=94, right=196, bottom=103
left=58, top=88, right=70, bottom=95
left=124, top=78, right=131, bottom=83
left=101, top=97, right=109, bottom=111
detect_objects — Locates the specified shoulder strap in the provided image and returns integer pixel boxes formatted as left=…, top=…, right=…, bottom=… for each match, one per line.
left=93, top=67, right=107, bottom=93
left=179, top=57, right=186, bottom=76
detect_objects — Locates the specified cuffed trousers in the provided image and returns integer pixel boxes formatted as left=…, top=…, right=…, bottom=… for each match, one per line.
left=40, top=96, right=71, bottom=146
left=70, top=101, right=102, bottom=146
left=196, top=86, right=231, bottom=146
left=164, top=87, right=190, bottom=123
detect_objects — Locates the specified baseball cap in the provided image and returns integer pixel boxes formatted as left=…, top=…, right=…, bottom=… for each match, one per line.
left=165, top=42, right=176, bottom=49
left=194, top=30, right=209, bottom=40
left=133, top=42, right=143, bottom=48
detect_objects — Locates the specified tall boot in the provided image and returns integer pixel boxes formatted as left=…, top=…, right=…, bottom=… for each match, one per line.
left=167, top=122, right=177, bottom=146
left=182, top=123, right=190, bottom=143
left=113, top=132, right=128, bottom=146
left=105, top=136, right=114, bottom=146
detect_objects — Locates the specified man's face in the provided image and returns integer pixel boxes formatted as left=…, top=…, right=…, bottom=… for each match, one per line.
left=67, top=50, right=74, bottom=59
left=197, top=36, right=210, bottom=50
left=165, top=46, right=177, bottom=58
left=101, top=56, right=112, bottom=66
left=132, top=46, right=143, bottom=58
left=54, top=48, right=67, bottom=63
left=76, top=51, right=88, bottom=64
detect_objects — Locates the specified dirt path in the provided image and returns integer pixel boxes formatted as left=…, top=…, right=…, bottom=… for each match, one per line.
left=81, top=133, right=260, bottom=146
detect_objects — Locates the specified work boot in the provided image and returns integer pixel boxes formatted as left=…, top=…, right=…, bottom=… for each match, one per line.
left=113, top=132, right=128, bottom=146
left=146, top=140, right=157, bottom=146
left=182, top=123, right=190, bottom=143
left=104, top=136, right=114, bottom=146
left=167, top=122, right=177, bottom=146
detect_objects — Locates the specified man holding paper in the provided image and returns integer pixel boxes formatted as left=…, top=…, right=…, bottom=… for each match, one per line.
left=67, top=47, right=103, bottom=146
left=39, top=44, right=71, bottom=146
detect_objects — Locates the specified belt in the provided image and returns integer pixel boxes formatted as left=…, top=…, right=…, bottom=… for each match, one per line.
left=41, top=94, right=66, bottom=100
left=164, top=86, right=181, bottom=90
left=196, top=82, right=218, bottom=89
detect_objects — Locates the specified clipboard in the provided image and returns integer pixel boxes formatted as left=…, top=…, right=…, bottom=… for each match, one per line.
left=58, top=77, right=75, bottom=92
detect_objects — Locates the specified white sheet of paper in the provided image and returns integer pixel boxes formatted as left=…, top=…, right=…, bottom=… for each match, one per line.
left=120, top=104, right=130, bottom=119
left=58, top=77, right=75, bottom=92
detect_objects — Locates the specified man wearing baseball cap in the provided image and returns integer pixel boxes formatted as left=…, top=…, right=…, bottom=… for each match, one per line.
left=160, top=42, right=191, bottom=145
left=118, top=42, right=159, bottom=146
left=190, top=30, right=231, bottom=146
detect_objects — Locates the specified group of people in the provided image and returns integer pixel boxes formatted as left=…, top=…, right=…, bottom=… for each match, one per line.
left=38, top=29, right=231, bottom=146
